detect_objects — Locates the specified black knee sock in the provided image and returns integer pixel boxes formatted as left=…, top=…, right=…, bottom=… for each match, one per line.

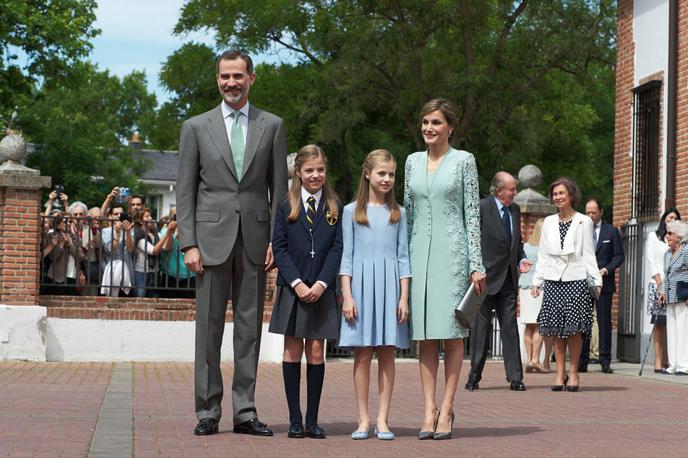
left=305, top=363, right=325, bottom=426
left=282, top=361, right=302, bottom=424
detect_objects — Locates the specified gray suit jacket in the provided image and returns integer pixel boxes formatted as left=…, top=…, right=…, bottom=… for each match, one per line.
left=176, top=104, right=288, bottom=266
left=480, top=197, right=526, bottom=295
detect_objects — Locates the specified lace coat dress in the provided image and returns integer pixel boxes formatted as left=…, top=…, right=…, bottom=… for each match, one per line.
left=404, top=148, right=484, bottom=340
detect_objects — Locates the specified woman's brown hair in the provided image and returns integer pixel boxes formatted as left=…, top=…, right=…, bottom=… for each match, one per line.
left=548, top=176, right=582, bottom=209
left=354, top=149, right=401, bottom=225
left=419, top=98, right=460, bottom=143
left=287, top=145, right=339, bottom=222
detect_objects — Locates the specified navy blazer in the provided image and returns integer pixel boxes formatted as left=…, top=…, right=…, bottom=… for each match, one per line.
left=272, top=198, right=343, bottom=289
left=595, top=222, right=625, bottom=294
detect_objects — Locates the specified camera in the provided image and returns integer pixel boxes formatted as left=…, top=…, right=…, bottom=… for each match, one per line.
left=53, top=184, right=64, bottom=199
left=118, top=187, right=131, bottom=204
left=119, top=213, right=132, bottom=223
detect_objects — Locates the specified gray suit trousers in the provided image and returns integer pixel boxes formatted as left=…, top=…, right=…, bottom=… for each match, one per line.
left=194, top=229, right=266, bottom=424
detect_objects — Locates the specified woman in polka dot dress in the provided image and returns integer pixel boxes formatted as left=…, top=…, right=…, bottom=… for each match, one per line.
left=531, top=177, right=602, bottom=392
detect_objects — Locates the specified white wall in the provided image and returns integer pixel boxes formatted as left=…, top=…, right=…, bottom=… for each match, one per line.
left=46, top=319, right=285, bottom=362
left=0, top=305, right=47, bottom=362
left=633, top=0, right=670, bottom=208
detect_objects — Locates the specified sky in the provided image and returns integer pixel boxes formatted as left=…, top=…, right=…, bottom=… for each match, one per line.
left=91, top=0, right=287, bottom=104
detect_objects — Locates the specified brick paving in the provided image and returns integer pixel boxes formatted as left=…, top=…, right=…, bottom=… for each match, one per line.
left=1, top=359, right=687, bottom=457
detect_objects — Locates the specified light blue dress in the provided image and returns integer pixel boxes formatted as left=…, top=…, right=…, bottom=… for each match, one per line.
left=338, top=203, right=411, bottom=348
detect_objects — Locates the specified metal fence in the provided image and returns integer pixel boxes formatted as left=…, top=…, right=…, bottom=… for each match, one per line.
left=39, top=215, right=195, bottom=298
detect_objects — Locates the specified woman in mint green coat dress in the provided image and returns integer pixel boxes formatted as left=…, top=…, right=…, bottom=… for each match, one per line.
left=404, top=99, right=485, bottom=440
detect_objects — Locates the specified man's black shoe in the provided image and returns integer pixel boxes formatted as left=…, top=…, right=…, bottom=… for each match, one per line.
left=287, top=421, right=305, bottom=438
left=194, top=418, right=219, bottom=436
left=305, top=423, right=326, bottom=439
left=509, top=380, right=526, bottom=391
left=601, top=363, right=614, bottom=374
left=578, top=364, right=588, bottom=373
left=233, top=418, right=274, bottom=436
left=465, top=377, right=479, bottom=391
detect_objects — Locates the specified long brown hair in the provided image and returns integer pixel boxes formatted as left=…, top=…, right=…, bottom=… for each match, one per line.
left=354, top=149, right=401, bottom=225
left=287, top=145, right=339, bottom=222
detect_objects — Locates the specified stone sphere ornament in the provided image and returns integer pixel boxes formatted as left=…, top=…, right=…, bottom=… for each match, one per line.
left=0, top=131, right=27, bottom=164
left=517, top=164, right=542, bottom=189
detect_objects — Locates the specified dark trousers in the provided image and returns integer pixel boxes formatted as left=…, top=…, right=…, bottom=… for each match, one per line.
left=581, top=293, right=613, bottom=366
left=468, top=272, right=524, bottom=383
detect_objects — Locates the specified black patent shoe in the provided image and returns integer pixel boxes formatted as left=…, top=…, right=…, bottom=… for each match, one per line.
left=464, top=379, right=479, bottom=391
left=233, top=418, right=274, bottom=436
left=551, top=375, right=569, bottom=392
left=194, top=418, right=219, bottom=436
left=509, top=380, right=526, bottom=391
left=305, top=423, right=326, bottom=439
left=287, top=421, right=305, bottom=438
left=433, top=411, right=455, bottom=440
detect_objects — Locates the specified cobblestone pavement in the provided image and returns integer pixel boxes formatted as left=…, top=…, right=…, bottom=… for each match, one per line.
left=1, top=359, right=687, bottom=457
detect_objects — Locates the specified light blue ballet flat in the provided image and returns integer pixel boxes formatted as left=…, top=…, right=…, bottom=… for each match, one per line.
left=351, top=429, right=369, bottom=440
left=375, top=428, right=395, bottom=440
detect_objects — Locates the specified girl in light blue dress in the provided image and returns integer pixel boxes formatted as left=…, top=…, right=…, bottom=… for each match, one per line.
left=339, top=149, right=411, bottom=441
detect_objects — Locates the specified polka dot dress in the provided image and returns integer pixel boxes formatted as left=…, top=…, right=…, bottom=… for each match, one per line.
left=537, top=220, right=594, bottom=338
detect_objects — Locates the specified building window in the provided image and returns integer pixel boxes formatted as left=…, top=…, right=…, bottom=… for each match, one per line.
left=632, top=80, right=661, bottom=219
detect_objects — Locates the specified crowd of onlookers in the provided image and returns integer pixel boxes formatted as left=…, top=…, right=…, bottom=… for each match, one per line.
left=40, top=186, right=195, bottom=298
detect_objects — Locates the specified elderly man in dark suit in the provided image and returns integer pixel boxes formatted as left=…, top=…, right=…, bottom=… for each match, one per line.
left=176, top=50, right=288, bottom=436
left=466, top=172, right=531, bottom=391
left=579, top=198, right=624, bottom=374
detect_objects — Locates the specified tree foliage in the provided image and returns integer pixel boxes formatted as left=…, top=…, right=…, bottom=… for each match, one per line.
left=170, top=0, right=616, bottom=209
left=20, top=63, right=157, bottom=206
left=0, top=0, right=99, bottom=120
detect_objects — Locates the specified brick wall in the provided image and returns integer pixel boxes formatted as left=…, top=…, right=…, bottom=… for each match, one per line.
left=676, top=0, right=688, bottom=211
left=0, top=188, right=43, bottom=305
left=613, top=0, right=635, bottom=227
left=40, top=270, right=278, bottom=322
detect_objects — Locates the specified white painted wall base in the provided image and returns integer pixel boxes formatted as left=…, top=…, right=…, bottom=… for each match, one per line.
left=0, top=305, right=47, bottom=362
left=46, top=318, right=285, bottom=362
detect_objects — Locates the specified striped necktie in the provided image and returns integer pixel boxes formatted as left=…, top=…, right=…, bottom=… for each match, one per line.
left=229, top=111, right=245, bottom=179
left=306, top=196, right=317, bottom=225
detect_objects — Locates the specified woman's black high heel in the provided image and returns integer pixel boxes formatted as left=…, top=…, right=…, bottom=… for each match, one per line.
left=418, top=408, right=439, bottom=440
left=433, top=411, right=454, bottom=440
left=551, top=375, right=569, bottom=392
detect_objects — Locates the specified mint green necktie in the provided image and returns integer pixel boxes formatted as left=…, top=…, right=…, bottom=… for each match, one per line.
left=229, top=111, right=245, bottom=179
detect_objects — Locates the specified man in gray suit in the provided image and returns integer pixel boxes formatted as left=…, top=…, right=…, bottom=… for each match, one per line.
left=176, top=50, right=288, bottom=436
left=466, top=172, right=531, bottom=391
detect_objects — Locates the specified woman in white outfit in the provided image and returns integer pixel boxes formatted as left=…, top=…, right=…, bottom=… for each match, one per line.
left=645, top=208, right=680, bottom=373
left=659, top=220, right=688, bottom=375
left=519, top=218, right=552, bottom=373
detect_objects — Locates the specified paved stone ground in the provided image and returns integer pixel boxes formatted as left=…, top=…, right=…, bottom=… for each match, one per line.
left=1, top=359, right=687, bottom=457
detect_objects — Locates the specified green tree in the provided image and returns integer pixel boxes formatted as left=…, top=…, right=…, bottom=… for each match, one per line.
left=0, top=0, right=99, bottom=119
left=20, top=63, right=157, bottom=207
left=172, top=0, right=616, bottom=203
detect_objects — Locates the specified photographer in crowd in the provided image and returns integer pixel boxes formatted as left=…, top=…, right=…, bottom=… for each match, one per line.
left=100, top=204, right=134, bottom=296
left=44, top=186, right=69, bottom=216
left=41, top=212, right=81, bottom=295
left=158, top=209, right=194, bottom=298
left=132, top=207, right=174, bottom=297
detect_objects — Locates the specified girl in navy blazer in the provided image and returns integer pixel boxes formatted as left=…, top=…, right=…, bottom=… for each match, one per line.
left=269, top=144, right=343, bottom=439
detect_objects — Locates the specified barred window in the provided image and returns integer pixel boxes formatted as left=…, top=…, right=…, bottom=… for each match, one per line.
left=632, top=80, right=661, bottom=219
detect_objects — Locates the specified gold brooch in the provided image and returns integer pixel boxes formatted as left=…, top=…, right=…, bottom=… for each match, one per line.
left=326, top=211, right=338, bottom=225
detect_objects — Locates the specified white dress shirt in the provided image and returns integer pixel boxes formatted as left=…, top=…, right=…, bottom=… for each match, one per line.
left=220, top=101, right=249, bottom=147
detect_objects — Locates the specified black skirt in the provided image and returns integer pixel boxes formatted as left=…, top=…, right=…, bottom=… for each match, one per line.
left=537, top=279, right=594, bottom=338
left=268, top=285, right=341, bottom=339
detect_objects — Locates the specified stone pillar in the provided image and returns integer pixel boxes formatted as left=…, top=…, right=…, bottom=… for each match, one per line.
left=514, top=165, right=556, bottom=241
left=0, top=131, right=52, bottom=361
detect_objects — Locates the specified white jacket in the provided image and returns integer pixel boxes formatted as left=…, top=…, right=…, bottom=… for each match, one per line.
left=532, top=212, right=602, bottom=288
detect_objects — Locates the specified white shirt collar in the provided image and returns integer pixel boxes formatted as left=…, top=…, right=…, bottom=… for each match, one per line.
left=301, top=187, right=322, bottom=210
left=220, top=101, right=250, bottom=120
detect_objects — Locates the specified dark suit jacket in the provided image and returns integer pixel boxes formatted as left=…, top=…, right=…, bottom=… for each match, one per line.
left=272, top=198, right=343, bottom=289
left=480, top=197, right=526, bottom=295
left=595, top=222, right=624, bottom=294
left=176, top=104, right=288, bottom=266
